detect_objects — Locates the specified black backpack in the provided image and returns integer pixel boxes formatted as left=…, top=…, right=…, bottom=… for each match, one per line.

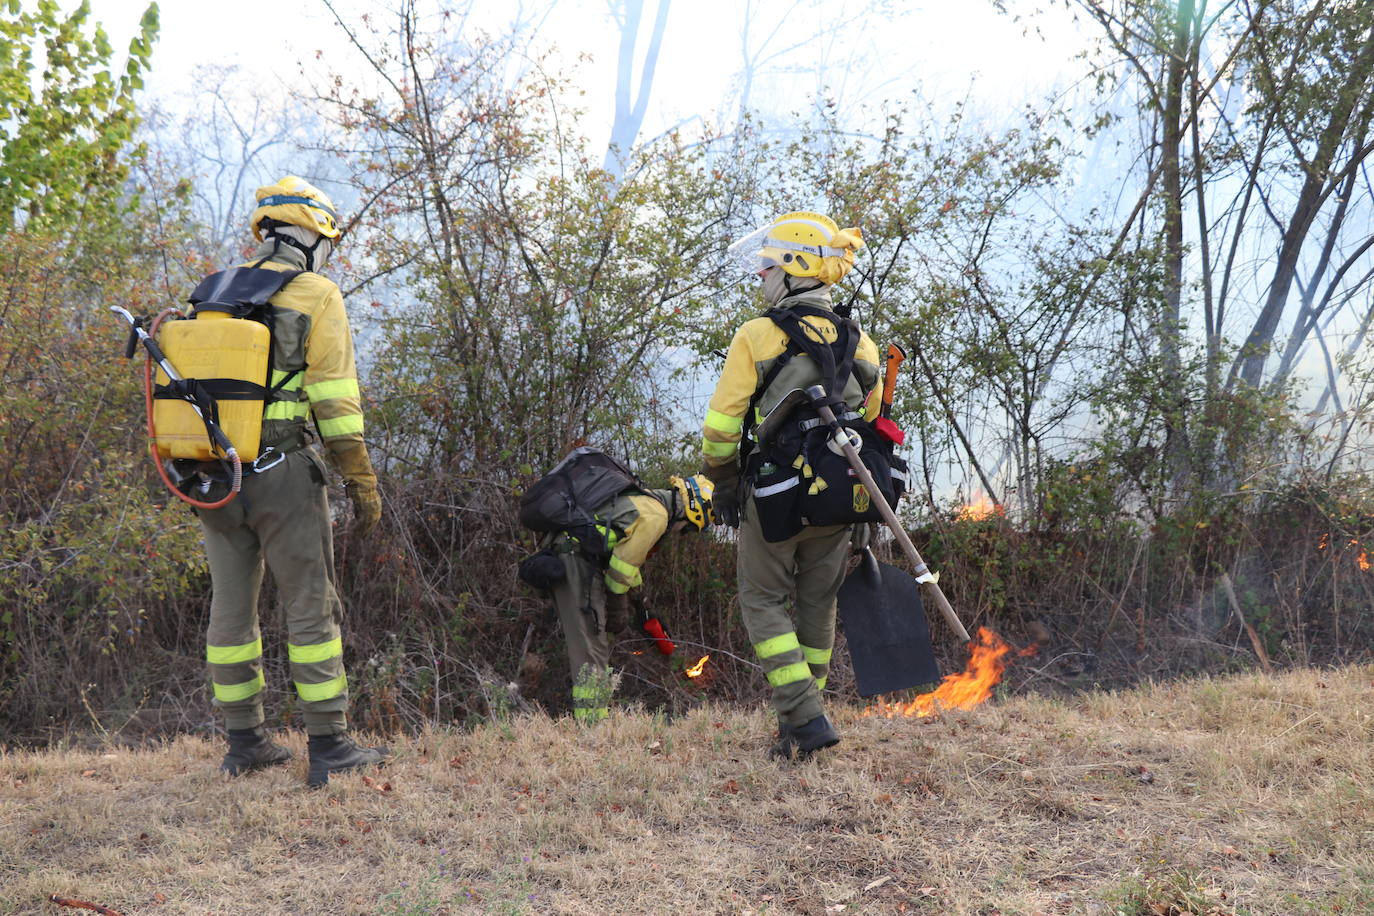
left=744, top=303, right=908, bottom=542
left=518, top=447, right=643, bottom=560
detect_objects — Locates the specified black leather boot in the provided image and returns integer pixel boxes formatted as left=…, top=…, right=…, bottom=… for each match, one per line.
left=306, top=733, right=388, bottom=788
left=220, top=726, right=292, bottom=776
left=769, top=714, right=840, bottom=761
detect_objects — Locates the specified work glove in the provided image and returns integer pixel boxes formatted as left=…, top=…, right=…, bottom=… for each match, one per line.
left=712, top=483, right=740, bottom=529
left=604, top=591, right=631, bottom=635
left=702, top=464, right=740, bottom=529
left=347, top=481, right=382, bottom=538
left=330, top=442, right=382, bottom=538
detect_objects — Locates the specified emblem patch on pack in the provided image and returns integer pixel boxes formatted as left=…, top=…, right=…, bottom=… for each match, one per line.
left=852, top=483, right=870, bottom=514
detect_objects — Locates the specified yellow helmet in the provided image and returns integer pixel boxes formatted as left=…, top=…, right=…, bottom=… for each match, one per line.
left=730, top=211, right=865, bottom=285
left=251, top=175, right=343, bottom=241
left=670, top=474, right=715, bottom=530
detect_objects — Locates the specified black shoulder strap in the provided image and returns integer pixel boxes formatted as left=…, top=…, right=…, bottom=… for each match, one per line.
left=739, top=305, right=863, bottom=461
left=763, top=303, right=860, bottom=403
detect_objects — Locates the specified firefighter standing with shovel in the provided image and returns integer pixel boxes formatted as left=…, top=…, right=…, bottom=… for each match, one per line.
left=700, top=211, right=893, bottom=760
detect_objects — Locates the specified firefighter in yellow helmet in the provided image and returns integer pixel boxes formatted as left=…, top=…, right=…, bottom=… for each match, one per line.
left=700, top=211, right=880, bottom=760
left=198, top=175, right=386, bottom=786
left=544, top=473, right=714, bottom=725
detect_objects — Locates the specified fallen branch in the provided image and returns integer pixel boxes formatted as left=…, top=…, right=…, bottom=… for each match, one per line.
left=1218, top=571, right=1275, bottom=674
left=47, top=895, right=125, bottom=916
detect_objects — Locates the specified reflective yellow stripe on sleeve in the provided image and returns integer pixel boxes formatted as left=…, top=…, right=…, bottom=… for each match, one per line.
left=305, top=378, right=360, bottom=402
left=608, top=555, right=641, bottom=587
left=704, top=409, right=744, bottom=434
left=802, top=645, right=833, bottom=665
left=702, top=437, right=738, bottom=458
left=316, top=414, right=364, bottom=438
left=287, top=637, right=343, bottom=665
left=207, top=638, right=263, bottom=665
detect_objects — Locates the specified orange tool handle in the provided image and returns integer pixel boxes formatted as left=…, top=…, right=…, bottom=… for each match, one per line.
left=880, top=343, right=907, bottom=415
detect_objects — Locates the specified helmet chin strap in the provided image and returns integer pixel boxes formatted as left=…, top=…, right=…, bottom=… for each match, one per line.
left=778, top=273, right=824, bottom=304
left=267, top=228, right=330, bottom=272
left=763, top=268, right=824, bottom=306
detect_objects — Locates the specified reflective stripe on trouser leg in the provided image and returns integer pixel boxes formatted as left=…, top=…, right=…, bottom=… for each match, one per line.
left=802, top=643, right=833, bottom=691
left=289, top=636, right=346, bottom=706
left=202, top=510, right=269, bottom=731
left=551, top=548, right=613, bottom=723
left=571, top=671, right=611, bottom=725
left=205, top=449, right=350, bottom=735
left=793, top=523, right=845, bottom=695
left=737, top=501, right=850, bottom=727
left=264, top=453, right=348, bottom=734
left=208, top=637, right=267, bottom=717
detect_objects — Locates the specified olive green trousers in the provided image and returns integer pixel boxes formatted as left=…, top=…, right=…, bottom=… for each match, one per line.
left=550, top=547, right=613, bottom=724
left=196, top=448, right=349, bottom=736
left=737, top=497, right=850, bottom=727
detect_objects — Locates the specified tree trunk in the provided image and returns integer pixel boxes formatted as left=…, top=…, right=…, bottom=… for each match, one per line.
left=1229, top=23, right=1374, bottom=389
left=1159, top=0, right=1195, bottom=489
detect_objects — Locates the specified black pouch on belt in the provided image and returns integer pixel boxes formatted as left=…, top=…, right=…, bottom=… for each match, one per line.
left=517, top=548, right=567, bottom=590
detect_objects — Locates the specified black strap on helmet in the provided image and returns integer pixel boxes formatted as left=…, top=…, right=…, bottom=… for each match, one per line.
left=259, top=218, right=326, bottom=272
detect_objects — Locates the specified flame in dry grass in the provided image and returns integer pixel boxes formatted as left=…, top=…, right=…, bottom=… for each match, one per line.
left=685, top=655, right=709, bottom=679
left=956, top=493, right=1002, bottom=522
left=863, top=627, right=1013, bottom=718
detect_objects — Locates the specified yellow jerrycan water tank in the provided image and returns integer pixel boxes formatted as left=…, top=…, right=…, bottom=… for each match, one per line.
left=153, top=312, right=270, bottom=461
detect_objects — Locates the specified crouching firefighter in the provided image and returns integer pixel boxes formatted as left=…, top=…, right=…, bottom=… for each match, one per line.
left=132, top=176, right=387, bottom=787
left=518, top=449, right=715, bottom=724
left=701, top=211, right=905, bottom=760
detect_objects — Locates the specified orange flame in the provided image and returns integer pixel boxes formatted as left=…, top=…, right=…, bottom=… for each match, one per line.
left=1360, top=551, right=1371, bottom=572
left=863, top=627, right=1012, bottom=718
left=685, top=655, right=709, bottom=678
left=956, top=494, right=1002, bottom=522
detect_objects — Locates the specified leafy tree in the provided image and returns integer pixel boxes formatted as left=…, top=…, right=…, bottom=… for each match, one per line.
left=1032, top=0, right=1374, bottom=495
left=0, top=0, right=158, bottom=231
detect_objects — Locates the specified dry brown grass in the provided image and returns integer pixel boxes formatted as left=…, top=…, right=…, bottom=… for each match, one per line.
left=3, top=666, right=1372, bottom=916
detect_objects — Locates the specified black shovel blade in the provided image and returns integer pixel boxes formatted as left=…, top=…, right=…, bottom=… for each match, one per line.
left=837, top=554, right=941, bottom=697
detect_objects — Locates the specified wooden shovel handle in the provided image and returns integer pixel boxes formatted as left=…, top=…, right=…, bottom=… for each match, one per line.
left=808, top=387, right=972, bottom=644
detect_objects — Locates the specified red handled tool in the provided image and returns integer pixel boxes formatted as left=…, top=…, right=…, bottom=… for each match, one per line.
left=642, top=618, right=675, bottom=655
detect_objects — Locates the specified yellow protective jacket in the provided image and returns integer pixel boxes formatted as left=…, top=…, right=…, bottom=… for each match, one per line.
left=598, top=489, right=671, bottom=595
left=700, top=287, right=881, bottom=483
left=238, top=243, right=366, bottom=460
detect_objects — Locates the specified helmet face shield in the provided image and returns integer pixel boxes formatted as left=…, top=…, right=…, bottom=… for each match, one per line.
left=726, top=224, right=776, bottom=278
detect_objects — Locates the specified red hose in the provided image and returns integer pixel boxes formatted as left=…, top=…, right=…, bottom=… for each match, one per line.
left=143, top=308, right=242, bottom=509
